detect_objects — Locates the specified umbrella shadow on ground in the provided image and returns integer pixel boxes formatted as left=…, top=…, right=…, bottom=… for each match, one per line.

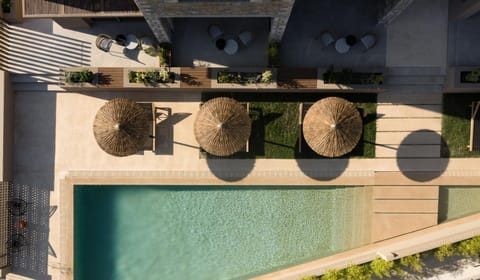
left=295, top=158, right=349, bottom=180
left=206, top=155, right=256, bottom=182
left=155, top=109, right=191, bottom=155
left=396, top=130, right=450, bottom=182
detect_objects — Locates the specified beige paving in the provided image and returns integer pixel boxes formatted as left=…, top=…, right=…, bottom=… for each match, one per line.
left=371, top=213, right=438, bottom=241
left=376, top=131, right=441, bottom=145
left=377, top=105, right=442, bottom=118
left=376, top=118, right=442, bottom=132
left=376, top=144, right=440, bottom=158
left=373, top=186, right=439, bottom=199
left=373, top=200, right=438, bottom=213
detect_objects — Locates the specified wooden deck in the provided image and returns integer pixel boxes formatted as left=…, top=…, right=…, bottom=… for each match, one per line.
left=24, top=0, right=140, bottom=16
left=180, top=67, right=211, bottom=88
left=98, top=67, right=123, bottom=89
left=277, top=68, right=318, bottom=89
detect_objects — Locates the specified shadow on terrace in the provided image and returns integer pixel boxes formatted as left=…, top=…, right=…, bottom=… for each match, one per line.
left=281, top=0, right=386, bottom=68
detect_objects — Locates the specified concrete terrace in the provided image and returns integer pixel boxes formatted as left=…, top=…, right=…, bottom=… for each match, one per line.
left=2, top=0, right=480, bottom=279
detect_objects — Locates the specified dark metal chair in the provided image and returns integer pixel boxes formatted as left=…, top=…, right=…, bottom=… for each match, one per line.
left=96, top=34, right=113, bottom=52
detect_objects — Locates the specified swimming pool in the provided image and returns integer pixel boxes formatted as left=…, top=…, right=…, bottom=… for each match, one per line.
left=74, top=185, right=370, bottom=280
left=438, top=186, right=480, bottom=222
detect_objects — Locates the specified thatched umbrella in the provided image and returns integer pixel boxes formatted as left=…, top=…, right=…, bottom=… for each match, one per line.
left=194, top=97, right=251, bottom=156
left=303, top=97, right=363, bottom=157
left=93, top=98, right=150, bottom=157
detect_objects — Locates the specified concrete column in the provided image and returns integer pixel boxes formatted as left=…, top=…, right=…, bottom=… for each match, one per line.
left=378, top=0, right=416, bottom=25
left=269, top=0, right=295, bottom=42
left=133, top=0, right=172, bottom=43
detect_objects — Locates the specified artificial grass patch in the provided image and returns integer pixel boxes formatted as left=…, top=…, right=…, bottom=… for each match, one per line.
left=442, top=94, right=480, bottom=157
left=202, top=92, right=377, bottom=159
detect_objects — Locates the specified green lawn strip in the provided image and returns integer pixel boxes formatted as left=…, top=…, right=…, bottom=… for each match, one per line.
left=202, top=92, right=377, bottom=159
left=442, top=94, right=480, bottom=157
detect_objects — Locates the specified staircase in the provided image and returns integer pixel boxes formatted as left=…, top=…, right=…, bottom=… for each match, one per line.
left=0, top=19, right=89, bottom=93
left=376, top=67, right=445, bottom=158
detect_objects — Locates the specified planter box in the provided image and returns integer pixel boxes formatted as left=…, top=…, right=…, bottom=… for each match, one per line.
left=123, top=67, right=180, bottom=88
left=211, top=67, right=277, bottom=89
left=60, top=67, right=98, bottom=88
left=445, top=67, right=480, bottom=93
left=317, top=67, right=384, bottom=92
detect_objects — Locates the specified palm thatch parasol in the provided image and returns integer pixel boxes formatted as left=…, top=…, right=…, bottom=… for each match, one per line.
left=194, top=97, right=251, bottom=156
left=303, top=97, right=363, bottom=157
left=93, top=98, right=150, bottom=157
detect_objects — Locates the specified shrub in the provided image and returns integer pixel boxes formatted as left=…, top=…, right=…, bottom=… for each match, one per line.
left=344, top=264, right=371, bottom=280
left=261, top=70, right=273, bottom=84
left=320, top=269, right=344, bottom=280
left=267, top=41, right=280, bottom=66
left=217, top=71, right=262, bottom=84
left=399, top=254, right=423, bottom=272
left=368, top=73, right=384, bottom=86
left=158, top=42, right=172, bottom=66
left=456, top=236, right=480, bottom=257
left=299, top=276, right=318, bottom=280
left=434, top=244, right=456, bottom=261
left=369, top=258, right=394, bottom=278
left=465, top=69, right=480, bottom=83
left=64, top=69, right=94, bottom=83
left=128, top=67, right=173, bottom=85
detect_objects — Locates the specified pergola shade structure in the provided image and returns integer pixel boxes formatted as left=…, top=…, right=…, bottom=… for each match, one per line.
left=93, top=98, right=150, bottom=157
left=303, top=97, right=363, bottom=158
left=194, top=97, right=251, bottom=157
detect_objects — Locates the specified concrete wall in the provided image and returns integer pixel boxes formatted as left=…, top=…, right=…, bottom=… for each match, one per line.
left=133, top=0, right=295, bottom=42
left=450, top=0, right=480, bottom=20
left=0, top=71, right=14, bottom=182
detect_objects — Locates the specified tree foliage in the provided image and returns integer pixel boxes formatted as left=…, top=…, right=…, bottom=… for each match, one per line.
left=344, top=264, right=371, bottom=280
left=320, top=269, right=344, bottom=280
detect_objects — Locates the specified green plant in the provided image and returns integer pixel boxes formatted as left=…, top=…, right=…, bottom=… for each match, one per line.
left=320, top=269, right=344, bottom=280
left=465, top=69, right=480, bottom=83
left=369, top=258, right=395, bottom=278
left=261, top=70, right=273, bottom=84
left=267, top=41, right=280, bottom=66
left=456, top=236, right=480, bottom=257
left=344, top=264, right=371, bottom=280
left=1, top=0, right=11, bottom=13
left=128, top=68, right=173, bottom=85
left=399, top=254, right=423, bottom=272
left=158, top=42, right=172, bottom=66
left=434, top=244, right=456, bottom=261
left=368, top=73, right=384, bottom=86
left=64, top=69, right=94, bottom=83
left=299, top=276, right=318, bottom=280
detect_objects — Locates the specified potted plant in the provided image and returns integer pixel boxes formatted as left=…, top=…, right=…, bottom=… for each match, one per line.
left=464, top=68, right=480, bottom=83
left=128, top=67, right=175, bottom=86
left=261, top=70, right=273, bottom=84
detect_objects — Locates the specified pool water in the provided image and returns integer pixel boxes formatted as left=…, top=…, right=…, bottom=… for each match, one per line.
left=74, top=185, right=370, bottom=280
left=438, top=186, right=480, bottom=222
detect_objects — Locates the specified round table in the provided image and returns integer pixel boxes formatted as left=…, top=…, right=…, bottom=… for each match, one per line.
left=125, top=34, right=138, bottom=50
left=224, top=39, right=238, bottom=55
left=335, top=38, right=350, bottom=54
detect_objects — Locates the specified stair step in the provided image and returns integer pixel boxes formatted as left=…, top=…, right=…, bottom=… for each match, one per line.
left=387, top=67, right=444, bottom=76
left=376, top=144, right=440, bottom=158
left=378, top=92, right=442, bottom=105
left=377, top=118, right=441, bottom=132
left=376, top=131, right=441, bottom=145
left=373, top=186, right=439, bottom=199
left=385, top=75, right=445, bottom=85
left=373, top=199, right=438, bottom=213
left=377, top=105, right=442, bottom=118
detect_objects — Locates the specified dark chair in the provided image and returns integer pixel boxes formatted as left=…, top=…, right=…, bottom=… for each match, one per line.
left=96, top=34, right=113, bottom=52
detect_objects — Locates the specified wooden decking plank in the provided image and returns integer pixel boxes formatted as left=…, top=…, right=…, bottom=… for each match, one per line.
left=277, top=68, right=317, bottom=89
left=373, top=199, right=438, bottom=213
left=98, top=67, right=123, bottom=88
left=373, top=186, right=439, bottom=199
left=180, top=67, right=211, bottom=88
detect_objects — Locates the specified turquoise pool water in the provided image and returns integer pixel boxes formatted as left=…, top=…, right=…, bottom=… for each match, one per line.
left=74, top=185, right=370, bottom=280
left=439, top=186, right=480, bottom=222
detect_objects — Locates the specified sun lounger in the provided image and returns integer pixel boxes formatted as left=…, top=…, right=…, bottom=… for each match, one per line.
left=298, top=102, right=312, bottom=152
left=470, top=101, right=480, bottom=151
left=138, top=103, right=156, bottom=153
